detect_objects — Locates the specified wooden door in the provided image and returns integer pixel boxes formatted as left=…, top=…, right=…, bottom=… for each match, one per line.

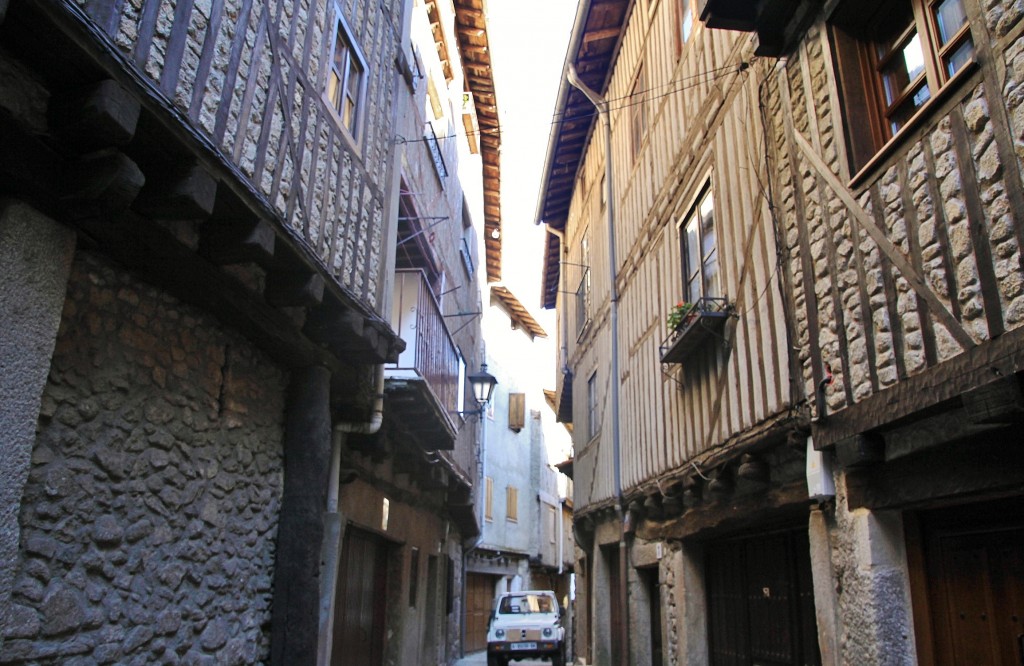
left=913, top=498, right=1024, bottom=666
left=332, top=528, right=389, bottom=666
left=465, top=573, right=497, bottom=653
left=706, top=529, right=821, bottom=666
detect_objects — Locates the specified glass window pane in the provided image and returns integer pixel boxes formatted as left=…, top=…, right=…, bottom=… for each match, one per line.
left=684, top=218, right=701, bottom=300
left=328, top=72, right=342, bottom=111
left=703, top=248, right=719, bottom=299
left=889, top=81, right=931, bottom=134
left=700, top=195, right=716, bottom=261
left=944, top=37, right=974, bottom=76
left=681, top=3, right=693, bottom=43
left=934, top=0, right=968, bottom=45
left=881, top=32, right=925, bottom=105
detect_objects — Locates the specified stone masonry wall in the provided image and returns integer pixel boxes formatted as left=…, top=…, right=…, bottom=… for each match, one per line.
left=1, top=252, right=288, bottom=665
left=771, top=0, right=1024, bottom=419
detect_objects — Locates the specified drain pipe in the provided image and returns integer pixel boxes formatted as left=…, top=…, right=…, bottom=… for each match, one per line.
left=567, top=63, right=628, bottom=666
left=318, top=364, right=386, bottom=665
left=460, top=383, right=488, bottom=658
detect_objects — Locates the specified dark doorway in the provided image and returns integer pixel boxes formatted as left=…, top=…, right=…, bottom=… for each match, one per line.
left=639, top=566, right=664, bottom=666
left=705, top=528, right=821, bottom=666
left=602, top=544, right=624, bottom=665
left=910, top=496, right=1024, bottom=665
left=332, top=527, right=390, bottom=666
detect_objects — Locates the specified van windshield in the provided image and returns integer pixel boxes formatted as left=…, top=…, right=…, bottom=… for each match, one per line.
left=498, top=594, right=555, bottom=614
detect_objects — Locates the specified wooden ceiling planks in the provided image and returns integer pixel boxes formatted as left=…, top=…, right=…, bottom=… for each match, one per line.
left=452, top=0, right=503, bottom=283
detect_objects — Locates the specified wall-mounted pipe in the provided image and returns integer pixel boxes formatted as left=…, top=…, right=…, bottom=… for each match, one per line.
left=318, top=364, right=386, bottom=665
left=566, top=62, right=628, bottom=666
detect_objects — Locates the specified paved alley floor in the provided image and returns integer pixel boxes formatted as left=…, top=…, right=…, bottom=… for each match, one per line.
left=453, top=651, right=552, bottom=666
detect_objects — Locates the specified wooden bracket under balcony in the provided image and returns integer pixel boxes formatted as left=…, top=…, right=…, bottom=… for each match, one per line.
left=199, top=217, right=276, bottom=266
left=134, top=161, right=217, bottom=220
left=51, top=79, right=141, bottom=152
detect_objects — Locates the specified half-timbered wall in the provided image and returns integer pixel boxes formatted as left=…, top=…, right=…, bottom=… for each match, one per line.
left=564, top=1, right=794, bottom=508
left=763, top=0, right=1024, bottom=447
left=70, top=0, right=401, bottom=312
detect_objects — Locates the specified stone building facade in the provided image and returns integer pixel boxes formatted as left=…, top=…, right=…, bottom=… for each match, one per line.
left=0, top=0, right=497, bottom=664
left=538, top=0, right=1024, bottom=664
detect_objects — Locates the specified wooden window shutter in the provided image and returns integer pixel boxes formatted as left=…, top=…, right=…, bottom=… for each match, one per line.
left=506, top=486, right=518, bottom=522
left=508, top=392, right=526, bottom=432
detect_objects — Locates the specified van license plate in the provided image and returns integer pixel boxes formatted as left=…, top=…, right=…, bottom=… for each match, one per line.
left=511, top=642, right=537, bottom=650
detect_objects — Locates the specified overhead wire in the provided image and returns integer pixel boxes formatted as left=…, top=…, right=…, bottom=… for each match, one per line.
left=405, top=62, right=748, bottom=145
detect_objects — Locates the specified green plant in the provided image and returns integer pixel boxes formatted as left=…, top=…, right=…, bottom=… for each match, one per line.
left=666, top=301, right=694, bottom=330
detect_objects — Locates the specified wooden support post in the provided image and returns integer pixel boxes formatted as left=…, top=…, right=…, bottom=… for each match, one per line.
left=270, top=365, right=332, bottom=666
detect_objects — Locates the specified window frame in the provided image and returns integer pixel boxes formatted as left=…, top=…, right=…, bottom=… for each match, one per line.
left=831, top=0, right=976, bottom=174
left=325, top=4, right=369, bottom=145
left=576, top=227, right=592, bottom=340
left=678, top=185, right=719, bottom=305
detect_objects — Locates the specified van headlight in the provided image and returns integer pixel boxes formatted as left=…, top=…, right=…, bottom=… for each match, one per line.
left=543, top=628, right=552, bottom=638
left=495, top=629, right=505, bottom=639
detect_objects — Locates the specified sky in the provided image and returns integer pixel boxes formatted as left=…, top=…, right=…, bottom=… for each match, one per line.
left=479, top=0, right=579, bottom=464
left=485, top=0, right=578, bottom=386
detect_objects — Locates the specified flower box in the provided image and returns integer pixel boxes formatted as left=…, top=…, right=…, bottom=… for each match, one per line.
left=659, top=297, right=733, bottom=364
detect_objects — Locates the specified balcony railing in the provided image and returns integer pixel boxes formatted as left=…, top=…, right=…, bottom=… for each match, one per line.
left=389, top=269, right=460, bottom=413
left=659, top=296, right=734, bottom=364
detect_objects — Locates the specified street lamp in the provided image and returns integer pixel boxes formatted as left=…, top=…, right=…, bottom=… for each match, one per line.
left=458, top=363, right=497, bottom=417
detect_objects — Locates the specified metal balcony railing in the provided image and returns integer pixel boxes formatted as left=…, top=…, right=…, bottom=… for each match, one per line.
left=389, top=269, right=460, bottom=413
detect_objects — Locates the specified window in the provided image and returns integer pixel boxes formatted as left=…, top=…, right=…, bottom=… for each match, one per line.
left=485, top=477, right=493, bottom=521
left=831, top=0, right=974, bottom=169
left=677, top=0, right=696, bottom=54
left=577, top=229, right=592, bottom=338
left=506, top=486, right=518, bottom=522
left=326, top=7, right=367, bottom=139
left=680, top=187, right=719, bottom=305
left=548, top=506, right=557, bottom=543
left=630, top=66, right=647, bottom=160
left=587, top=371, right=599, bottom=441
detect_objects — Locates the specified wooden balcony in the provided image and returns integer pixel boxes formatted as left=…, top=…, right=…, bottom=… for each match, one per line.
left=659, top=297, right=734, bottom=364
left=385, top=269, right=461, bottom=449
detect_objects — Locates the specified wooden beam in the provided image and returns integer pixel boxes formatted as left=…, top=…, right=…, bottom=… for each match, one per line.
left=582, top=27, right=621, bottom=43
left=74, top=211, right=344, bottom=373
left=52, top=79, right=140, bottom=152
left=845, top=428, right=1024, bottom=510
left=639, top=480, right=811, bottom=541
left=812, top=324, right=1024, bottom=448
left=265, top=270, right=325, bottom=308
left=134, top=161, right=218, bottom=219
left=199, top=217, right=276, bottom=266
left=64, top=150, right=145, bottom=213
